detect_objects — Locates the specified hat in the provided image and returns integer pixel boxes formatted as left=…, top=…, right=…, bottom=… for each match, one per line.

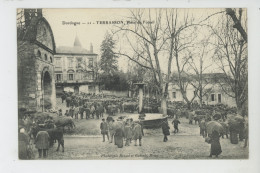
left=20, top=128, right=25, bottom=133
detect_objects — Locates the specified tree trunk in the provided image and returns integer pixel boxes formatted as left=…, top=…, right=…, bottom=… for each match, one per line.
left=199, top=89, right=203, bottom=108
left=187, top=102, right=191, bottom=110
left=161, top=95, right=167, bottom=116
left=199, top=98, right=203, bottom=108
left=236, top=98, right=247, bottom=116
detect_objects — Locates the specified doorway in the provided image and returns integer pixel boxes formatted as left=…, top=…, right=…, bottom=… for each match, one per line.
left=74, top=86, right=79, bottom=94
left=43, top=71, right=52, bottom=110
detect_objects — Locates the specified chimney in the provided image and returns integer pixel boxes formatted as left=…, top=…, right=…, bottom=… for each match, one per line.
left=24, top=9, right=32, bottom=27
left=36, top=9, right=42, bottom=18
left=90, top=43, right=93, bottom=53
left=24, top=9, right=43, bottom=27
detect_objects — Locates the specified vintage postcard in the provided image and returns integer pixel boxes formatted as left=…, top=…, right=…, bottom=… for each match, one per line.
left=17, top=8, right=248, bottom=160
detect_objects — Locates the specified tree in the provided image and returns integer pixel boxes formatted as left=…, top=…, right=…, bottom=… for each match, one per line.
left=209, top=12, right=248, bottom=115
left=126, top=60, right=157, bottom=98
left=99, top=33, right=121, bottom=90
left=114, top=9, right=195, bottom=115
left=186, top=34, right=215, bottom=107
left=226, top=8, right=247, bottom=43
left=100, top=33, right=118, bottom=75
left=171, top=24, right=199, bottom=109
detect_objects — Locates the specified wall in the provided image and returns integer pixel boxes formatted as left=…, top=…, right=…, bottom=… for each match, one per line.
left=18, top=18, right=56, bottom=112
left=63, top=84, right=99, bottom=94
left=168, top=82, right=236, bottom=107
left=101, top=90, right=128, bottom=97
left=54, top=54, right=97, bottom=82
left=18, top=42, right=56, bottom=111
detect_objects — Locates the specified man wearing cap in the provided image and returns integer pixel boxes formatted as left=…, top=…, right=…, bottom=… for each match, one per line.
left=100, top=118, right=109, bottom=142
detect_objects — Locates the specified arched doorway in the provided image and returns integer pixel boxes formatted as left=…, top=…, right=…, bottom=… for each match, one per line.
left=74, top=86, right=79, bottom=94
left=43, top=71, right=52, bottom=110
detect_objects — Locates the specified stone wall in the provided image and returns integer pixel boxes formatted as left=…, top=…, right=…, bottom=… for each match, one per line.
left=18, top=42, right=56, bottom=112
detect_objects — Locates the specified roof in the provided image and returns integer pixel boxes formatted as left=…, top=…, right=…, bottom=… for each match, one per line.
left=74, top=35, right=82, bottom=47
left=56, top=35, right=97, bottom=55
left=201, top=73, right=227, bottom=79
left=18, top=16, right=56, bottom=53
left=56, top=46, right=91, bottom=54
left=170, top=72, right=231, bottom=83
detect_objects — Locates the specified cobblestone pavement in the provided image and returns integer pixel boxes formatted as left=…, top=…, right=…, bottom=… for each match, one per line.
left=31, top=97, right=249, bottom=160
left=32, top=134, right=248, bottom=160
left=30, top=97, right=248, bottom=160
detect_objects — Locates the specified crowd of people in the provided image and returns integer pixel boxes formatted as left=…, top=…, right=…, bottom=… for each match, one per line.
left=18, top=91, right=248, bottom=159
left=100, top=117, right=144, bottom=148
left=60, top=91, right=139, bottom=120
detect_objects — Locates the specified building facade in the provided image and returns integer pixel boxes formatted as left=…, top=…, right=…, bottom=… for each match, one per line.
left=18, top=9, right=56, bottom=112
left=168, top=73, right=236, bottom=107
left=54, top=37, right=99, bottom=94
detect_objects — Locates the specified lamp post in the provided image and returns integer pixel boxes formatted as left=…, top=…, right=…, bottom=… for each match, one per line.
left=134, top=83, right=145, bottom=113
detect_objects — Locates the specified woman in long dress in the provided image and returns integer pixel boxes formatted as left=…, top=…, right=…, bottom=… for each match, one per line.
left=209, top=130, right=222, bottom=157
left=114, top=127, right=124, bottom=148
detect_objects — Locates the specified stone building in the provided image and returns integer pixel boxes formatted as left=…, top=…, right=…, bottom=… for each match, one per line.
left=54, top=36, right=99, bottom=94
left=18, top=9, right=56, bottom=112
left=168, top=73, right=236, bottom=107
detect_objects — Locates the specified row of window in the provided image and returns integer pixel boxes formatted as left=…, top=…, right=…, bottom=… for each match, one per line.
left=55, top=57, right=94, bottom=69
left=172, top=92, right=222, bottom=103
left=211, top=93, right=222, bottom=103
left=56, top=72, right=94, bottom=81
left=37, top=50, right=53, bottom=63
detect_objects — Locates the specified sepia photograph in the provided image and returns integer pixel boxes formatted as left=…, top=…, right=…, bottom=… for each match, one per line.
left=17, top=8, right=249, bottom=160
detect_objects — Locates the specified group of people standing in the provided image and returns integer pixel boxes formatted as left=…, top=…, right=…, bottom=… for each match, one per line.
left=100, top=118, right=144, bottom=148
left=62, top=102, right=104, bottom=120
left=19, top=127, right=51, bottom=159
left=100, top=116, right=181, bottom=147
left=161, top=118, right=181, bottom=142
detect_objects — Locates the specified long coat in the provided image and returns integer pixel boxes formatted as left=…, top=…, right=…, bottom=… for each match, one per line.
left=162, top=122, right=170, bottom=136
left=132, top=123, right=142, bottom=140
left=124, top=125, right=132, bottom=139
left=172, top=119, right=180, bottom=128
left=100, top=122, right=109, bottom=135
left=35, top=131, right=50, bottom=149
left=108, top=122, right=116, bottom=136
left=19, top=133, right=29, bottom=159
left=210, top=131, right=222, bottom=156
left=114, top=128, right=124, bottom=148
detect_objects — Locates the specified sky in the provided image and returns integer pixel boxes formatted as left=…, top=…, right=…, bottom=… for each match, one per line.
left=41, top=8, right=246, bottom=74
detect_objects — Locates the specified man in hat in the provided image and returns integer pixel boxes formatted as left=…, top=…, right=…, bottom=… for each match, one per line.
left=100, top=118, right=109, bottom=142
left=162, top=120, right=170, bottom=142
left=172, top=118, right=181, bottom=134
